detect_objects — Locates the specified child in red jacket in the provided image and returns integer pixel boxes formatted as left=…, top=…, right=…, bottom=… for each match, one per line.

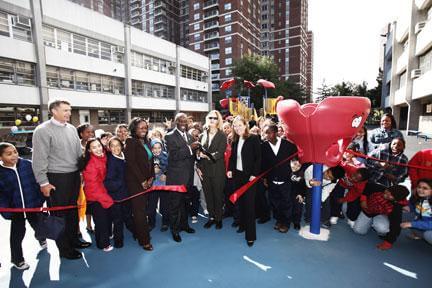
left=80, top=138, right=114, bottom=252
left=353, top=184, right=409, bottom=250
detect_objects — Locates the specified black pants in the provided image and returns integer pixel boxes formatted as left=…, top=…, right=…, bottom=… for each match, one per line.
left=234, top=170, right=256, bottom=242
left=169, top=190, right=189, bottom=234
left=146, top=190, right=170, bottom=229
left=131, top=194, right=150, bottom=246
left=268, top=181, right=293, bottom=226
left=109, top=203, right=126, bottom=243
left=186, top=186, right=200, bottom=218
left=255, top=181, right=271, bottom=220
left=330, top=184, right=345, bottom=217
left=47, top=171, right=80, bottom=255
left=10, top=213, right=43, bottom=264
left=202, top=175, right=225, bottom=221
left=346, top=199, right=361, bottom=221
left=91, top=202, right=111, bottom=249
left=224, top=178, right=239, bottom=220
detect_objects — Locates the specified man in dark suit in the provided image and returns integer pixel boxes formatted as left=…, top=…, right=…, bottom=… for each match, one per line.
left=165, top=113, right=200, bottom=242
left=262, top=124, right=298, bottom=233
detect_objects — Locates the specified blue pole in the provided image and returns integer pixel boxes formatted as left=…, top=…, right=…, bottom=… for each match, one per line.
left=310, top=163, right=323, bottom=234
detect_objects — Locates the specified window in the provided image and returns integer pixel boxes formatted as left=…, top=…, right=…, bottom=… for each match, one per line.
left=225, top=58, right=232, bottom=65
left=225, top=36, right=232, bottom=44
left=87, top=38, right=99, bottom=58
left=224, top=25, right=232, bottom=33
left=59, top=68, right=74, bottom=89
left=89, top=74, right=101, bottom=91
left=11, top=16, right=32, bottom=42
left=419, top=48, right=432, bottom=73
left=180, top=88, right=207, bottom=102
left=193, top=3, right=200, bottom=10
left=224, top=14, right=231, bottom=22
left=73, top=34, right=86, bottom=55
left=113, top=77, right=124, bottom=94
left=0, top=107, right=40, bottom=127
left=0, top=12, right=9, bottom=37
left=224, top=3, right=231, bottom=10
left=225, top=47, right=232, bottom=54
left=226, top=68, right=232, bottom=76
left=75, top=71, right=89, bottom=90
left=46, top=66, right=59, bottom=87
left=0, top=58, right=35, bottom=86
left=42, top=26, right=55, bottom=47
left=102, top=76, right=112, bottom=93
left=194, top=23, right=200, bottom=31
left=194, top=43, right=200, bottom=50
left=0, top=58, right=15, bottom=84
left=100, top=42, right=112, bottom=60
left=194, top=33, right=200, bottom=41
left=56, top=29, right=72, bottom=52
left=15, top=62, right=34, bottom=85
left=194, top=13, right=200, bottom=20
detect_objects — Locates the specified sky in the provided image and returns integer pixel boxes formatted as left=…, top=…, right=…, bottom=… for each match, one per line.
left=308, top=0, right=406, bottom=95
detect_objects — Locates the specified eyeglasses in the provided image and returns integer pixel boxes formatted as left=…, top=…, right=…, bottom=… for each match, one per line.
left=208, top=117, right=218, bottom=120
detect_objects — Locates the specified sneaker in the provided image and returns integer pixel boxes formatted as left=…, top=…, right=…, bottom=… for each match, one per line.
left=347, top=219, right=355, bottom=229
left=191, top=216, right=198, bottom=224
left=103, top=245, right=113, bottom=252
left=203, top=209, right=209, bottom=216
left=14, top=261, right=30, bottom=270
left=39, top=240, right=47, bottom=250
left=330, top=217, right=339, bottom=225
left=321, top=221, right=331, bottom=229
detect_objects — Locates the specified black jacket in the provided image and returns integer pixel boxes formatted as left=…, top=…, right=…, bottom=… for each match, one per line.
left=229, top=134, right=261, bottom=177
left=261, top=138, right=298, bottom=182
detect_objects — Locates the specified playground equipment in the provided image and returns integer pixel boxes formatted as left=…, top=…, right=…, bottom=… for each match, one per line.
left=277, top=96, right=371, bottom=238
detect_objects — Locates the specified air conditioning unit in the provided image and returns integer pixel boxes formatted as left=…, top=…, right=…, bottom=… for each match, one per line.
left=169, top=62, right=176, bottom=69
left=44, top=41, right=55, bottom=48
left=414, top=22, right=426, bottom=34
left=12, top=15, right=31, bottom=28
left=411, top=69, right=422, bottom=79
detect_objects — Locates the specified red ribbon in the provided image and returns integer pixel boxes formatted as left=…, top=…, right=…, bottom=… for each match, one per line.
left=229, top=152, right=298, bottom=204
left=347, top=150, right=432, bottom=171
left=0, top=185, right=187, bottom=213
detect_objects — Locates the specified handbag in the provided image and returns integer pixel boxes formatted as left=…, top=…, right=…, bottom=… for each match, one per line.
left=35, top=213, right=65, bottom=241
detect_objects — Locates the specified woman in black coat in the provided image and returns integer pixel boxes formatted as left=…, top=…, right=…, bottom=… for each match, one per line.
left=124, top=117, right=154, bottom=251
left=198, top=110, right=227, bottom=229
left=227, top=116, right=261, bottom=246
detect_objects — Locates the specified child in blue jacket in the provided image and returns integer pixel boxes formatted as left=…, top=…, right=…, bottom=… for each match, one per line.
left=0, top=142, right=46, bottom=270
left=401, top=178, right=432, bottom=245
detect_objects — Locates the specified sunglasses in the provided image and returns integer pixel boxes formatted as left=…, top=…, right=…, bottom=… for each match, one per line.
left=208, top=117, right=218, bottom=120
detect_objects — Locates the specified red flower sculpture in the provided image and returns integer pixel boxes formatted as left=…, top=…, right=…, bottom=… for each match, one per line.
left=277, top=97, right=371, bottom=167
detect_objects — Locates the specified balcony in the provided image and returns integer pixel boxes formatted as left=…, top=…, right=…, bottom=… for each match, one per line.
left=203, top=10, right=219, bottom=20
left=416, top=20, right=432, bottom=56
left=396, top=49, right=408, bottom=74
left=211, top=73, right=220, bottom=80
left=204, top=21, right=219, bottom=31
left=204, top=42, right=220, bottom=51
left=210, top=63, right=220, bottom=70
left=204, top=0, right=219, bottom=10
left=393, top=87, right=406, bottom=105
left=204, top=32, right=219, bottom=41
left=209, top=53, right=220, bottom=60
left=412, top=69, right=432, bottom=100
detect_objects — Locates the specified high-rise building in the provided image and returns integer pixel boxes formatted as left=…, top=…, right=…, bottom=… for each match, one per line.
left=130, top=0, right=181, bottom=44
left=261, top=0, right=311, bottom=100
left=69, top=0, right=127, bottom=22
left=187, top=0, right=261, bottom=93
left=68, top=0, right=314, bottom=100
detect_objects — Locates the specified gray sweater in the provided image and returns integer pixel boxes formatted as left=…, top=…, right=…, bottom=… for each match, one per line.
left=32, top=119, right=82, bottom=185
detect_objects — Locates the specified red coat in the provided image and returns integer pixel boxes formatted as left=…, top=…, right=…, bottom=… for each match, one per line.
left=408, top=149, right=432, bottom=188
left=83, top=153, right=114, bottom=209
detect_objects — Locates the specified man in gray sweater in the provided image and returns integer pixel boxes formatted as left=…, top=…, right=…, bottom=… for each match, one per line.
left=32, top=99, right=90, bottom=260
